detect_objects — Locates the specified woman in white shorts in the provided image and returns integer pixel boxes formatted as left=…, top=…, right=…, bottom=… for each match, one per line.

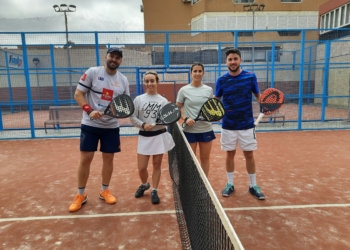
left=130, top=71, right=175, bottom=204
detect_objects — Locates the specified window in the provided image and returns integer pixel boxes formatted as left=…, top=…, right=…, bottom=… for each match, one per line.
left=340, top=6, right=345, bottom=26
left=277, top=31, right=301, bottom=36
left=281, top=0, right=302, bottom=2
left=232, top=0, right=254, bottom=4
left=346, top=4, right=350, bottom=24
left=321, top=15, right=325, bottom=29
left=330, top=11, right=334, bottom=28
left=335, top=9, right=339, bottom=27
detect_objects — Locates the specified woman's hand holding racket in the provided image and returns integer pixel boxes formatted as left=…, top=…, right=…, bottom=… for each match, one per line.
left=150, top=103, right=181, bottom=126
left=182, top=98, right=225, bottom=128
left=254, top=88, right=285, bottom=126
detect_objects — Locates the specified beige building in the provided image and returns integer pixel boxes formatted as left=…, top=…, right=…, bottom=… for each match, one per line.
left=142, top=0, right=329, bottom=31
left=141, top=0, right=330, bottom=44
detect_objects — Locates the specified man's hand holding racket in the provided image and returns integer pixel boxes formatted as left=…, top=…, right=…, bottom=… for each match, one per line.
left=88, top=110, right=103, bottom=120
left=90, top=94, right=135, bottom=120
left=254, top=88, right=285, bottom=126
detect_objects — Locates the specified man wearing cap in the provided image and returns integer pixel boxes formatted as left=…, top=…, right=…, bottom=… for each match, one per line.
left=68, top=47, right=130, bottom=212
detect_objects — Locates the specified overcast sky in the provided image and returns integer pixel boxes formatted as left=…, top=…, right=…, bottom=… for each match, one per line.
left=0, top=0, right=144, bottom=32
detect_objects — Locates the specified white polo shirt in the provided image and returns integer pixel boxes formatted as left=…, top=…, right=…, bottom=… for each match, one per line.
left=77, top=66, right=130, bottom=128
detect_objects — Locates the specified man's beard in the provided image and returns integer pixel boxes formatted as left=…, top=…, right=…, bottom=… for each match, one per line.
left=228, top=65, right=240, bottom=73
left=107, top=61, right=119, bottom=71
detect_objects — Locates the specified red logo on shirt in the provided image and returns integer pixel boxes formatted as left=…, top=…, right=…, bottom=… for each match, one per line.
left=80, top=73, right=87, bottom=81
left=101, top=88, right=113, bottom=101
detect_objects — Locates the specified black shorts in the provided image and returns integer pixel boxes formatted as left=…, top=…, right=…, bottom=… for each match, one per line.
left=183, top=130, right=216, bottom=143
left=80, top=124, right=121, bottom=153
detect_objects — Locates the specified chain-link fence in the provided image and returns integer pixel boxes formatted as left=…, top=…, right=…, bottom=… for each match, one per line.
left=1, top=29, right=350, bottom=139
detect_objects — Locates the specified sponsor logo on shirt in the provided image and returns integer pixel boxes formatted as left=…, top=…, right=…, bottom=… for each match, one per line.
left=80, top=73, right=87, bottom=81
left=112, top=82, right=120, bottom=87
left=98, top=76, right=104, bottom=81
left=101, top=88, right=113, bottom=101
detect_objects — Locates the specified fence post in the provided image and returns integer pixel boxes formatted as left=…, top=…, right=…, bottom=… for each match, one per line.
left=50, top=45, right=59, bottom=107
left=234, top=31, right=238, bottom=49
left=95, top=32, right=100, bottom=66
left=4, top=51, right=14, bottom=113
left=348, top=73, right=350, bottom=121
left=165, top=32, right=170, bottom=68
left=321, top=40, right=331, bottom=121
left=21, top=32, right=36, bottom=138
left=218, top=43, right=222, bottom=80
left=307, top=46, right=313, bottom=105
left=0, top=106, right=2, bottom=130
left=271, top=41, right=275, bottom=88
left=297, top=30, right=306, bottom=130
left=136, top=67, right=140, bottom=96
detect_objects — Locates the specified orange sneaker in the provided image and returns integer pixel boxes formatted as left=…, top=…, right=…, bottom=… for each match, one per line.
left=68, top=193, right=88, bottom=212
left=99, top=189, right=117, bottom=204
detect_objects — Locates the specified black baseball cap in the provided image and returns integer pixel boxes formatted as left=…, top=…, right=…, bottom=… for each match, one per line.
left=106, top=47, right=123, bottom=57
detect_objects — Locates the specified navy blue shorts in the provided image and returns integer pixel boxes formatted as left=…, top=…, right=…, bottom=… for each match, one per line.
left=80, top=124, right=121, bottom=153
left=183, top=131, right=216, bottom=143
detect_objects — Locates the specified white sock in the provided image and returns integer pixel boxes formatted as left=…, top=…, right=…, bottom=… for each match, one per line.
left=249, top=174, right=257, bottom=187
left=142, top=182, right=149, bottom=187
left=102, top=184, right=109, bottom=191
left=78, top=187, right=85, bottom=195
left=152, top=188, right=157, bottom=191
left=227, top=172, right=234, bottom=185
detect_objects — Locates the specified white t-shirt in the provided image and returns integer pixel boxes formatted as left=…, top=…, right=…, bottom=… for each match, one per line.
left=77, top=66, right=130, bottom=128
left=176, top=84, right=213, bottom=133
left=130, top=93, right=169, bottom=131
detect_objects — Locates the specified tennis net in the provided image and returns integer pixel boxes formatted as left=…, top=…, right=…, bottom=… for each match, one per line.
left=168, top=122, right=244, bottom=250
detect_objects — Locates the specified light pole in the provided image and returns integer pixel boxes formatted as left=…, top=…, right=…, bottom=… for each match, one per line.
left=243, top=3, right=265, bottom=72
left=33, top=57, right=41, bottom=109
left=53, top=4, right=76, bottom=45
left=53, top=4, right=76, bottom=100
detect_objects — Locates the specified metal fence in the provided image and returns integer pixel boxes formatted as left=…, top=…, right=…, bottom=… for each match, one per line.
left=0, top=29, right=350, bottom=139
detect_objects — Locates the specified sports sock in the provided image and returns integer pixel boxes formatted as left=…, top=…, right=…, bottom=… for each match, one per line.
left=142, top=182, right=149, bottom=187
left=102, top=184, right=109, bottom=191
left=227, top=172, right=234, bottom=186
left=78, top=187, right=85, bottom=195
left=249, top=174, right=257, bottom=187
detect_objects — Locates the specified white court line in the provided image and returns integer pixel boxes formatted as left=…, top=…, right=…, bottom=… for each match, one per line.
left=224, top=203, right=350, bottom=211
left=0, top=210, right=176, bottom=223
left=1, top=203, right=350, bottom=223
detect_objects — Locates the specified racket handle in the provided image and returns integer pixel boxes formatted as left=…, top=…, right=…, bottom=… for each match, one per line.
left=254, top=113, right=265, bottom=126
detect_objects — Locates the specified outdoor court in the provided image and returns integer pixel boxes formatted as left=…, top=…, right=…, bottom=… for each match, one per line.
left=1, top=129, right=350, bottom=249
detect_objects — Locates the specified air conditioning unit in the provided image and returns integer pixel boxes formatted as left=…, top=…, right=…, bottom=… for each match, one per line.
left=183, top=0, right=191, bottom=3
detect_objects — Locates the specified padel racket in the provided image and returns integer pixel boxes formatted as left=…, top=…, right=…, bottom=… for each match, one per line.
left=183, top=98, right=225, bottom=127
left=151, top=103, right=181, bottom=125
left=91, top=94, right=134, bottom=120
left=254, top=88, right=284, bottom=126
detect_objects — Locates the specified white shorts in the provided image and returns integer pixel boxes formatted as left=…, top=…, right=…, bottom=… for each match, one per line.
left=220, top=128, right=257, bottom=151
left=137, top=131, right=175, bottom=155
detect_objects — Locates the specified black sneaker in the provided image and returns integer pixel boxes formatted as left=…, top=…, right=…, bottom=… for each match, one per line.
left=222, top=183, right=234, bottom=197
left=249, top=186, right=265, bottom=200
left=151, top=190, right=160, bottom=204
left=135, top=183, right=150, bottom=198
